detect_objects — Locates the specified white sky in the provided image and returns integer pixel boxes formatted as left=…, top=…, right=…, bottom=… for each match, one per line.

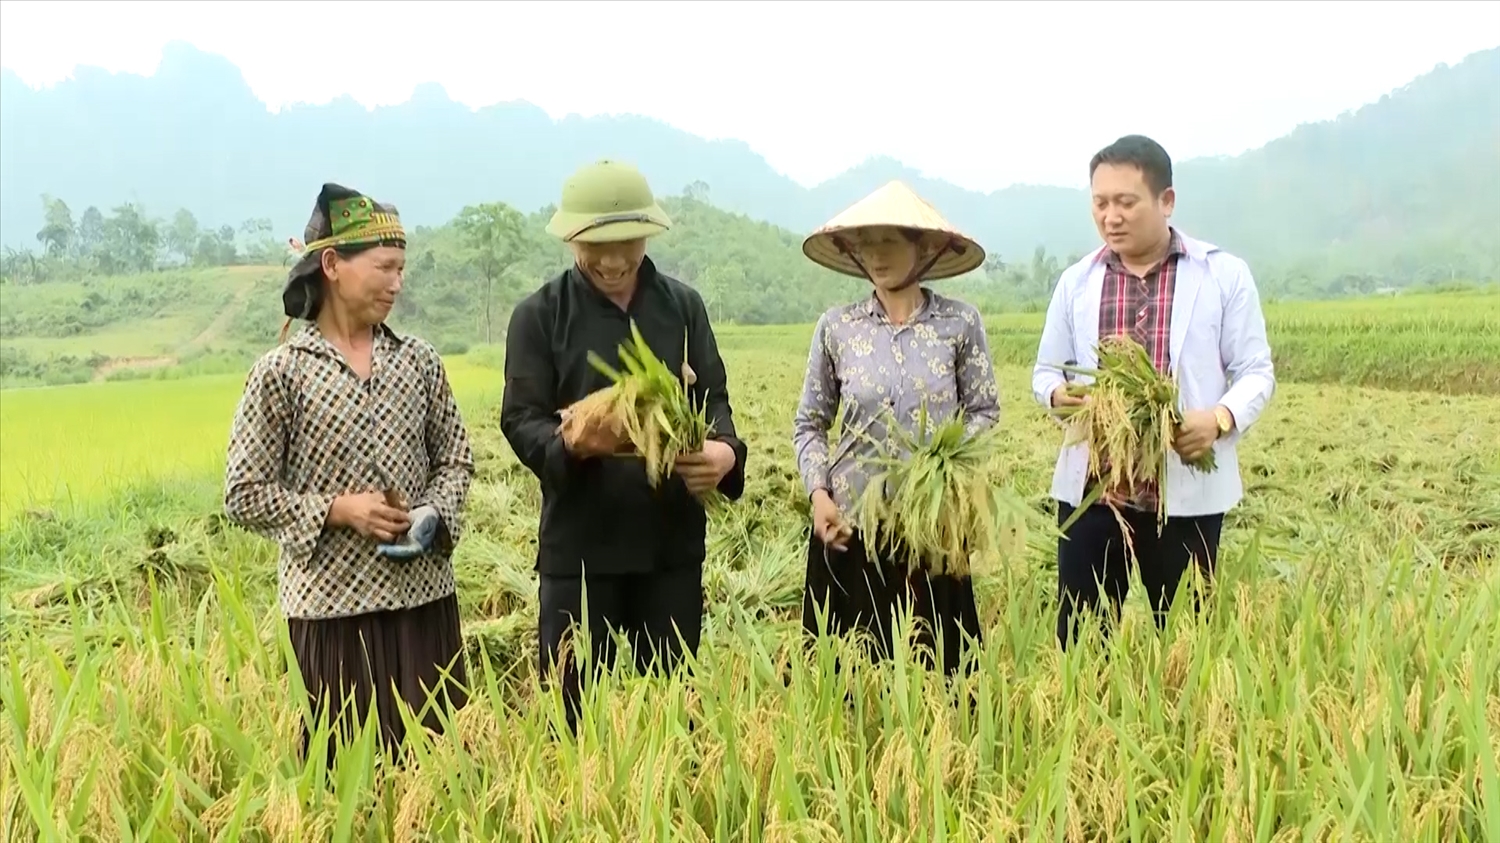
left=1, top=0, right=1496, bottom=191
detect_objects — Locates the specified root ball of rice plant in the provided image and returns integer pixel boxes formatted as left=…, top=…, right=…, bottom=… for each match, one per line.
left=850, top=404, right=1029, bottom=578
left=1057, top=334, right=1218, bottom=524
left=577, top=321, right=713, bottom=491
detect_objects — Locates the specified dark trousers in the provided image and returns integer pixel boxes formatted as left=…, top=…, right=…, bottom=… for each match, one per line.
left=802, top=528, right=982, bottom=676
left=537, top=565, right=704, bottom=732
left=286, top=593, right=469, bottom=768
left=1055, top=501, right=1224, bottom=650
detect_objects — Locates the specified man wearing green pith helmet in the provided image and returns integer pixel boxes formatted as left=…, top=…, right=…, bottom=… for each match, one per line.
left=499, top=159, right=749, bottom=733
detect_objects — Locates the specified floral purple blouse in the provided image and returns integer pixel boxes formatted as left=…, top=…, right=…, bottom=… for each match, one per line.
left=792, top=289, right=1002, bottom=514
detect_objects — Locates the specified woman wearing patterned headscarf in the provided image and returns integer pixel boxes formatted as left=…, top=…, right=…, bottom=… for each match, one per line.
left=224, top=183, right=476, bottom=765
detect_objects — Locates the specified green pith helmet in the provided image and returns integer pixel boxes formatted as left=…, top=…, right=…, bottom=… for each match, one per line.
left=546, top=159, right=673, bottom=243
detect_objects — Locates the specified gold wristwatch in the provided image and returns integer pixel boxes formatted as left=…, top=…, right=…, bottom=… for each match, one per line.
left=1214, top=405, right=1233, bottom=438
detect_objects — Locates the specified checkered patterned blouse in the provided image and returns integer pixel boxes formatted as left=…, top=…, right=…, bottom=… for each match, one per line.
left=224, top=323, right=475, bottom=620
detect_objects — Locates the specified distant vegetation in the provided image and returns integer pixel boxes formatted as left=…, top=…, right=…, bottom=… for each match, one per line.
left=18, top=195, right=286, bottom=278
left=3, top=229, right=1495, bottom=393
left=5, top=182, right=1497, bottom=392
left=0, top=191, right=1093, bottom=387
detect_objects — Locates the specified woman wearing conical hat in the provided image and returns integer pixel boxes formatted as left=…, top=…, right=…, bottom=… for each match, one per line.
left=792, top=180, right=1000, bottom=676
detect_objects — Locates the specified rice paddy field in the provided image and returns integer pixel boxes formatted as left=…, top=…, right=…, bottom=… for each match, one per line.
left=2, top=291, right=1499, bottom=841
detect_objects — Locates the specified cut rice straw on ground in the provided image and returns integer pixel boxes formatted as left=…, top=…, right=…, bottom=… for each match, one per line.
left=850, top=402, right=1031, bottom=578
left=568, top=321, right=720, bottom=502
left=1052, top=334, right=1217, bottom=535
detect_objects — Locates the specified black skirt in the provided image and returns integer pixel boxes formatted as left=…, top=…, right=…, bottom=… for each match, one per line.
left=286, top=592, right=469, bottom=764
left=801, top=528, right=983, bottom=675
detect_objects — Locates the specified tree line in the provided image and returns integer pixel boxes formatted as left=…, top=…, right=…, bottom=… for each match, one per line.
left=8, top=195, right=285, bottom=282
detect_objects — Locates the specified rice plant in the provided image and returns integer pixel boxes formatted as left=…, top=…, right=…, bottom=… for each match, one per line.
left=848, top=401, right=1032, bottom=577
left=1053, top=334, right=1216, bottom=530
left=570, top=321, right=714, bottom=495
left=2, top=308, right=1497, bottom=841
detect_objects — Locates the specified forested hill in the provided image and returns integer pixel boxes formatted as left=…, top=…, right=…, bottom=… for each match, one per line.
left=1, top=43, right=1497, bottom=287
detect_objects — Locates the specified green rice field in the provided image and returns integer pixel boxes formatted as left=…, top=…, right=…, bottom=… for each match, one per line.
left=2, top=291, right=1498, bottom=841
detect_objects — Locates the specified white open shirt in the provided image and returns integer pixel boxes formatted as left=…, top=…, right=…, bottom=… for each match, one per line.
left=1031, top=232, right=1277, bottom=518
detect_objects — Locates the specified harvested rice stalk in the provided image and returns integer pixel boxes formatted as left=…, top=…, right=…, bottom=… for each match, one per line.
left=849, top=402, right=1030, bottom=578
left=561, top=385, right=630, bottom=448
left=573, top=320, right=716, bottom=495
left=1054, top=334, right=1217, bottom=529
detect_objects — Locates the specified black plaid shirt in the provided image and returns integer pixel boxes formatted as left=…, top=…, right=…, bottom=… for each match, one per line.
left=224, top=323, right=475, bottom=619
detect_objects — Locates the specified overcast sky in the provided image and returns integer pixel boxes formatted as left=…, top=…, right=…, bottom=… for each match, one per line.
left=2, top=0, right=1496, bottom=192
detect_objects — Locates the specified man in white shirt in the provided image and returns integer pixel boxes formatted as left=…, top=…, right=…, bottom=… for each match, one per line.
left=1032, top=135, right=1276, bottom=650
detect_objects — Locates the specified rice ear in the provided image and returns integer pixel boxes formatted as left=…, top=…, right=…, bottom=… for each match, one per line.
left=579, top=318, right=721, bottom=503
left=848, top=398, right=1031, bottom=578
left=1068, top=334, right=1219, bottom=535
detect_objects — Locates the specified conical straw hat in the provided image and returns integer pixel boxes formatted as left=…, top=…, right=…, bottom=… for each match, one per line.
left=802, top=181, right=985, bottom=281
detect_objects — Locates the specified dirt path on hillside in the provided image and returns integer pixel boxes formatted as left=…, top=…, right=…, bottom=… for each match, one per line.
left=92, top=356, right=177, bottom=381
left=179, top=278, right=257, bottom=356
left=89, top=273, right=262, bottom=382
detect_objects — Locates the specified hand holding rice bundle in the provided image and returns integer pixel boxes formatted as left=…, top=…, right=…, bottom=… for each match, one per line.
left=1054, top=334, right=1218, bottom=527
left=558, top=395, right=632, bottom=457
left=565, top=320, right=714, bottom=492
left=849, top=402, right=1031, bottom=578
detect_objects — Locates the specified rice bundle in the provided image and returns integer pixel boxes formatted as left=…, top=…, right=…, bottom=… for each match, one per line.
left=1054, top=334, right=1217, bottom=527
left=568, top=320, right=714, bottom=492
left=849, top=402, right=1030, bottom=578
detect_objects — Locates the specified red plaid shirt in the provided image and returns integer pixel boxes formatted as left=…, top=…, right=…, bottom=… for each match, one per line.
left=1094, top=229, right=1185, bottom=512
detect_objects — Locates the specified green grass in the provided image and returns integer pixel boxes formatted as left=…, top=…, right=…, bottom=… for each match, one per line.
left=0, top=266, right=272, bottom=341
left=4, top=316, right=204, bottom=358
left=0, top=358, right=504, bottom=520
left=980, top=290, right=1500, bottom=395
left=5, top=276, right=1498, bottom=394
left=2, top=321, right=1498, bottom=840
left=0, top=267, right=280, bottom=387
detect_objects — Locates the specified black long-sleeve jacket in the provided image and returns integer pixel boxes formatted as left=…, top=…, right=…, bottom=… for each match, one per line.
left=499, top=257, right=748, bottom=576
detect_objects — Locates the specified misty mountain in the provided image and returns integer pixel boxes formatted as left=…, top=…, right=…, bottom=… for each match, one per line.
left=2, top=42, right=1497, bottom=281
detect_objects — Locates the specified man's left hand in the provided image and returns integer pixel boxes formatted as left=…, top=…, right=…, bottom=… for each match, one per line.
left=1173, top=409, right=1221, bottom=463
left=674, top=439, right=736, bottom=495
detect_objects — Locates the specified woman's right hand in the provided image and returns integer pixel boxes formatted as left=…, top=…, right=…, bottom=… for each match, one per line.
left=811, top=489, right=852, bottom=551
left=330, top=491, right=412, bottom=543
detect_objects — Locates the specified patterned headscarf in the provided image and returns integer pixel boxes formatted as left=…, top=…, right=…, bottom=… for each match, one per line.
left=282, top=183, right=407, bottom=324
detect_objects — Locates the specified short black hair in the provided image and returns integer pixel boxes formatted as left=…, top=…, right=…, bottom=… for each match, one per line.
left=1089, top=135, right=1173, bottom=196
